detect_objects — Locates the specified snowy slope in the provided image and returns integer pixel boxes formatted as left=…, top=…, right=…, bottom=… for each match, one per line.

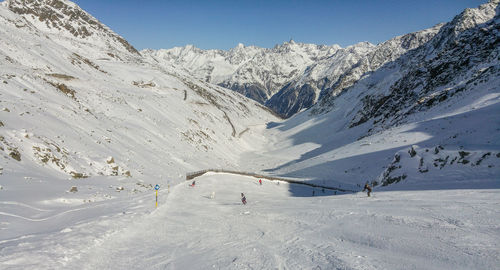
left=3, top=173, right=499, bottom=269
left=1, top=0, right=500, bottom=269
left=265, top=42, right=375, bottom=117
left=0, top=0, right=279, bottom=178
left=0, top=0, right=278, bottom=259
left=143, top=43, right=263, bottom=84
left=248, top=0, right=500, bottom=191
left=3, top=0, right=138, bottom=55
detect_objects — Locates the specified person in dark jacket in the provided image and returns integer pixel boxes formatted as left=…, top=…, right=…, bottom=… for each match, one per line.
left=241, top=193, right=247, bottom=205
left=362, top=182, right=372, bottom=197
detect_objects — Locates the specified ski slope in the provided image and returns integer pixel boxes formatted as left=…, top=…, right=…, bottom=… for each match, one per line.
left=4, top=173, right=493, bottom=270
left=1, top=1, right=499, bottom=269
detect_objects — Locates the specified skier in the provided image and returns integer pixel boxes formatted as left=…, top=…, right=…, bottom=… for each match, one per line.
left=362, top=182, right=372, bottom=197
left=190, top=180, right=195, bottom=187
left=241, top=193, right=247, bottom=205
left=259, top=179, right=262, bottom=185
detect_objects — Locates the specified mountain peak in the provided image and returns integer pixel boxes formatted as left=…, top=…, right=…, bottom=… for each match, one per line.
left=451, top=0, right=498, bottom=33
left=6, top=0, right=95, bottom=34
left=5, top=0, right=139, bottom=54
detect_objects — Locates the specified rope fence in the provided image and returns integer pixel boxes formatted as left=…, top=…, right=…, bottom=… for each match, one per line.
left=186, top=169, right=356, bottom=193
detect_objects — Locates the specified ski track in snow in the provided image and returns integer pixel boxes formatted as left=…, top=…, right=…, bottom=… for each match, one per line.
left=52, top=174, right=500, bottom=270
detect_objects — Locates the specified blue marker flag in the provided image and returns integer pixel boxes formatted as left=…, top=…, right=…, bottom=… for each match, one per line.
left=154, top=184, right=160, bottom=190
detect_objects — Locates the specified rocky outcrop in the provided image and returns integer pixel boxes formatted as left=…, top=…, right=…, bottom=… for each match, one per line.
left=307, top=1, right=500, bottom=136
left=5, top=0, right=139, bottom=54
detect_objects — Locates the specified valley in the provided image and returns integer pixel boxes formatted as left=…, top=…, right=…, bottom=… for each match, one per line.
left=0, top=0, right=499, bottom=269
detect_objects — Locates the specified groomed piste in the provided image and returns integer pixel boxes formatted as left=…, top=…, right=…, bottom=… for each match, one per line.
left=70, top=172, right=500, bottom=269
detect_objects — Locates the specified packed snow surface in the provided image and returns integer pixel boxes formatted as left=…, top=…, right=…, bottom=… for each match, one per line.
left=2, top=173, right=499, bottom=269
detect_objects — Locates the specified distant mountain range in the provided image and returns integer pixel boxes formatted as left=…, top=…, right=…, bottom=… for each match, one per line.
left=143, top=23, right=443, bottom=117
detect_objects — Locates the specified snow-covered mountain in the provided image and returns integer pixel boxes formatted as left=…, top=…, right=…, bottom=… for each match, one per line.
left=145, top=24, right=446, bottom=118
left=143, top=40, right=347, bottom=115
left=1, top=0, right=500, bottom=269
left=315, top=0, right=499, bottom=129
left=269, top=24, right=443, bottom=117
left=0, top=0, right=278, bottom=183
left=256, top=0, right=500, bottom=190
left=3, top=0, right=138, bottom=55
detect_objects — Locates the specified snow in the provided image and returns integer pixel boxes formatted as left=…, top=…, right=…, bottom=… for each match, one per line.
left=3, top=173, right=499, bottom=269
left=3, top=86, right=499, bottom=269
left=1, top=0, right=500, bottom=269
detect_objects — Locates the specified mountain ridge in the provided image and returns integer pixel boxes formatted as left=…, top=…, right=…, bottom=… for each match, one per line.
left=142, top=40, right=348, bottom=108
left=4, top=0, right=139, bottom=55
left=145, top=24, right=446, bottom=117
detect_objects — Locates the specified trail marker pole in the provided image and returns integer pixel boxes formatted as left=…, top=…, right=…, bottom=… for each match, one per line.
left=154, top=184, right=160, bottom=208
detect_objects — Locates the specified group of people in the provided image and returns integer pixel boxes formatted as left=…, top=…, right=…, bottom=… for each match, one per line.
left=189, top=179, right=250, bottom=205
left=190, top=178, right=372, bottom=205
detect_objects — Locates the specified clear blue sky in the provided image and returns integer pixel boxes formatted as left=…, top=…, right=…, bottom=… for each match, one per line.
left=72, top=0, right=485, bottom=50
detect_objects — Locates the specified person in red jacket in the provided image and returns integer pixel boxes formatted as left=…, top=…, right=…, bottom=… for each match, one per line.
left=259, top=179, right=262, bottom=185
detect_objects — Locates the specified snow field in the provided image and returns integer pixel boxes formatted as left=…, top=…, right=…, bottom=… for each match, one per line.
left=61, top=173, right=500, bottom=270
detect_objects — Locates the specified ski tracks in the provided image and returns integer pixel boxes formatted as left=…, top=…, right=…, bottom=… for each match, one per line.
left=62, top=175, right=500, bottom=270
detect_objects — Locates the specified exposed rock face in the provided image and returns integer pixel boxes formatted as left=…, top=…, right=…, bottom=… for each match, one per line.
left=314, top=1, right=500, bottom=134
left=308, top=24, right=443, bottom=111
left=5, top=0, right=138, bottom=54
left=378, top=146, right=500, bottom=187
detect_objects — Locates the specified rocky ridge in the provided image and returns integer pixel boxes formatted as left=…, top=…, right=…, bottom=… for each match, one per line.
left=146, top=24, right=448, bottom=118
left=143, top=40, right=348, bottom=113
left=333, top=1, right=500, bottom=132
left=3, top=0, right=139, bottom=55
